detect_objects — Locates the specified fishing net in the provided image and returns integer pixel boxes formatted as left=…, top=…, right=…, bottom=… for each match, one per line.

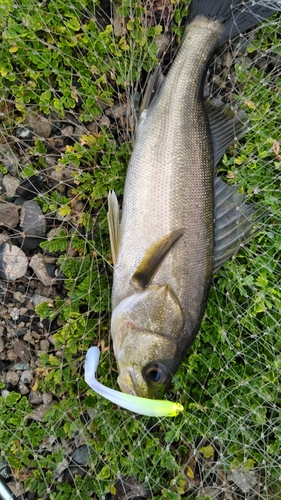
left=0, top=0, right=281, bottom=499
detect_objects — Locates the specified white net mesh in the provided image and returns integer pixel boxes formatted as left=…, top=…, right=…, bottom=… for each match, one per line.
left=0, top=1, right=281, bottom=499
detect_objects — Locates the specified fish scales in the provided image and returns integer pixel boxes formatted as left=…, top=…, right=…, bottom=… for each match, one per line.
left=111, top=17, right=223, bottom=397
left=106, top=0, right=280, bottom=402
left=114, top=18, right=223, bottom=313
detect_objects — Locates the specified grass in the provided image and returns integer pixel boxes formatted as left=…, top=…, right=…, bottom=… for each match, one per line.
left=0, top=1, right=281, bottom=499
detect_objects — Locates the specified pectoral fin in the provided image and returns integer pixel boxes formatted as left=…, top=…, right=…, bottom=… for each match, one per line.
left=132, top=228, right=184, bottom=289
left=107, top=190, right=121, bottom=265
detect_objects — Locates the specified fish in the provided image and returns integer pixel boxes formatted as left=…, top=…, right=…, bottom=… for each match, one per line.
left=107, top=0, right=279, bottom=400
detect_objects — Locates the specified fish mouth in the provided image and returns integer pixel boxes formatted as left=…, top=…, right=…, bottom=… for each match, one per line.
left=117, top=368, right=141, bottom=397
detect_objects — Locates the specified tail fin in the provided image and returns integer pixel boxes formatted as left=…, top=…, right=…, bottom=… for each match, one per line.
left=188, top=0, right=279, bottom=45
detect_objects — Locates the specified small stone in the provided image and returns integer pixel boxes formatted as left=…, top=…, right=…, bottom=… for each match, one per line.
left=9, top=307, right=20, bottom=321
left=0, top=338, right=4, bottom=353
left=0, top=232, right=10, bottom=245
left=30, top=330, right=40, bottom=340
left=29, top=253, right=56, bottom=286
left=105, top=102, right=127, bottom=119
left=99, top=114, right=111, bottom=128
left=42, top=392, right=52, bottom=405
left=7, top=481, right=25, bottom=498
left=14, top=362, right=29, bottom=370
left=32, top=120, right=52, bottom=138
left=20, top=200, right=47, bottom=237
left=11, top=338, right=31, bottom=363
left=0, top=201, right=19, bottom=228
left=23, top=332, right=35, bottom=345
left=61, top=125, right=74, bottom=136
left=54, top=458, right=69, bottom=480
left=6, top=349, right=17, bottom=362
left=1, top=390, right=10, bottom=399
left=14, top=126, right=33, bottom=140
left=0, top=243, right=28, bottom=280
left=228, top=468, right=258, bottom=493
left=21, top=370, right=33, bottom=384
left=16, top=175, right=45, bottom=200
left=40, top=339, right=50, bottom=352
left=86, top=121, right=98, bottom=134
left=18, top=381, right=29, bottom=395
left=28, top=403, right=52, bottom=421
left=73, top=445, right=89, bottom=465
left=13, top=291, right=26, bottom=303
left=2, top=174, right=20, bottom=198
left=29, top=390, right=43, bottom=405
left=6, top=371, right=19, bottom=386
left=32, top=294, right=53, bottom=308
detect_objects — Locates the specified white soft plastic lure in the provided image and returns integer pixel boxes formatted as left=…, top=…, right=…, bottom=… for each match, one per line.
left=84, top=347, right=183, bottom=417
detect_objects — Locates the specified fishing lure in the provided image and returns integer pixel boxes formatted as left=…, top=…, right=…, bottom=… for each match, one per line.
left=84, top=346, right=183, bottom=417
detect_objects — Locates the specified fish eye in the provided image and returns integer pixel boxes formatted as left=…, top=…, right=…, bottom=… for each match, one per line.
left=143, top=363, right=167, bottom=386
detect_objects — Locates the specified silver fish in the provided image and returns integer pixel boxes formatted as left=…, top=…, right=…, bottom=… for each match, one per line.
left=107, top=0, right=278, bottom=399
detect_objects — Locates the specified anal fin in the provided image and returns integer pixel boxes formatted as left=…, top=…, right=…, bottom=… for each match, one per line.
left=214, top=177, right=265, bottom=272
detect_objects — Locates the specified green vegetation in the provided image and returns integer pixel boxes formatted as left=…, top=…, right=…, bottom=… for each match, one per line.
left=0, top=1, right=280, bottom=499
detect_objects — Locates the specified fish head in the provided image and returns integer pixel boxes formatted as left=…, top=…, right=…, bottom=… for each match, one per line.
left=111, top=285, right=184, bottom=399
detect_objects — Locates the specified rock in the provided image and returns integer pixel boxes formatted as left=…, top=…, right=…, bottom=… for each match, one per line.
left=0, top=232, right=10, bottom=245
left=19, top=114, right=52, bottom=139
left=13, top=291, right=26, bottom=303
left=6, top=371, right=19, bottom=386
left=0, top=149, right=18, bottom=175
left=99, top=114, right=110, bottom=128
left=21, top=370, right=33, bottom=384
left=42, top=392, right=52, bottom=405
left=2, top=174, right=20, bottom=198
left=28, top=403, right=52, bottom=421
left=86, top=121, right=98, bottom=134
left=32, top=294, right=52, bottom=307
left=20, top=200, right=47, bottom=237
left=1, top=390, right=10, bottom=399
left=113, top=7, right=127, bottom=37
left=0, top=201, right=19, bottom=228
left=18, top=381, right=29, bottom=395
left=228, top=468, right=258, bottom=493
left=10, top=338, right=31, bottom=363
left=49, top=164, right=78, bottom=189
left=54, top=458, right=69, bottom=480
left=14, top=362, right=30, bottom=370
left=16, top=175, right=45, bottom=200
left=33, top=120, right=52, bottom=138
left=29, top=253, right=56, bottom=286
left=9, top=307, right=20, bottom=321
left=14, top=126, right=33, bottom=141
left=6, top=481, right=25, bottom=498
left=0, top=243, right=28, bottom=280
left=73, top=445, right=89, bottom=465
left=40, top=339, right=50, bottom=352
left=0, top=338, right=4, bottom=353
left=28, top=390, right=43, bottom=405
left=106, top=103, right=127, bottom=119
left=61, top=125, right=74, bottom=136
